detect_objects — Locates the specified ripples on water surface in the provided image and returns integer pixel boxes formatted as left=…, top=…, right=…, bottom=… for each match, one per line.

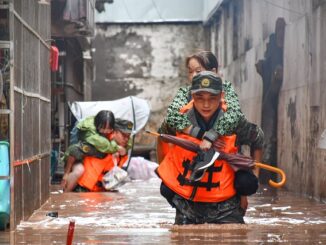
left=4, top=178, right=325, bottom=244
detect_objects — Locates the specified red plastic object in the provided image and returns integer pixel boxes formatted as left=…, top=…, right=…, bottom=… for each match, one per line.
left=50, top=45, right=59, bottom=72
left=66, top=220, right=75, bottom=245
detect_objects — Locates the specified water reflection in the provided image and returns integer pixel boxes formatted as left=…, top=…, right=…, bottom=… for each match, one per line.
left=6, top=178, right=326, bottom=244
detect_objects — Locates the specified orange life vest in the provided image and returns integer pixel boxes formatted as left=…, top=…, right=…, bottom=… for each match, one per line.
left=78, top=154, right=127, bottom=192
left=156, top=134, right=238, bottom=203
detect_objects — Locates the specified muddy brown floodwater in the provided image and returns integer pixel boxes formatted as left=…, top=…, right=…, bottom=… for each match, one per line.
left=1, top=178, right=326, bottom=244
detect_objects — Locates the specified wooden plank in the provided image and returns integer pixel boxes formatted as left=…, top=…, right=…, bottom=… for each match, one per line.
left=13, top=166, right=22, bottom=227
left=22, top=161, right=40, bottom=221
left=22, top=98, right=33, bottom=160
left=9, top=0, right=16, bottom=230
left=40, top=157, right=50, bottom=204
left=12, top=7, right=50, bottom=49
left=32, top=98, right=39, bottom=156
left=13, top=93, right=22, bottom=160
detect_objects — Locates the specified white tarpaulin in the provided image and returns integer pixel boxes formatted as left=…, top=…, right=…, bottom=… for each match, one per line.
left=69, top=96, right=150, bottom=134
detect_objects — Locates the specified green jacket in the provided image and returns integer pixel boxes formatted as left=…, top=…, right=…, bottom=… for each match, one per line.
left=77, top=116, right=119, bottom=153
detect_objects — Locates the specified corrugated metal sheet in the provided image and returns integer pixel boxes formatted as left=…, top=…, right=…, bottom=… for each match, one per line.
left=95, top=0, right=223, bottom=23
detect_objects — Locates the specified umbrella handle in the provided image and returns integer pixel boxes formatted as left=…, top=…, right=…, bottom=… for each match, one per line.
left=255, top=162, right=286, bottom=188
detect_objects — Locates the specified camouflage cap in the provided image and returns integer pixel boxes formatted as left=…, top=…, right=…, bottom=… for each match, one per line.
left=190, top=71, right=223, bottom=95
left=115, top=118, right=134, bottom=134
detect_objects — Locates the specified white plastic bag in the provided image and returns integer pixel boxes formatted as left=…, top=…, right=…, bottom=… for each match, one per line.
left=102, top=166, right=128, bottom=190
left=123, top=157, right=158, bottom=180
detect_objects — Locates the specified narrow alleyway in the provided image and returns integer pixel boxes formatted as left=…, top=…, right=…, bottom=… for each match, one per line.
left=1, top=1, right=326, bottom=244
left=2, top=178, right=325, bottom=244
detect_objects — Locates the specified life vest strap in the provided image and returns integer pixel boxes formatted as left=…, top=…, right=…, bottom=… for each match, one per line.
left=177, top=160, right=223, bottom=190
left=182, top=159, right=223, bottom=172
left=177, top=174, right=220, bottom=188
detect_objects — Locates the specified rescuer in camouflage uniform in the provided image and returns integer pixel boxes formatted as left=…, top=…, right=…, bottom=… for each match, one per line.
left=159, top=51, right=264, bottom=215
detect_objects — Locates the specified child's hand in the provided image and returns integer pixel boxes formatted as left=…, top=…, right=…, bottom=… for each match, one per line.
left=118, top=146, right=127, bottom=156
left=199, top=139, right=212, bottom=151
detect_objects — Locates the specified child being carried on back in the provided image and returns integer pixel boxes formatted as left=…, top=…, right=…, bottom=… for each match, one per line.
left=61, top=110, right=127, bottom=192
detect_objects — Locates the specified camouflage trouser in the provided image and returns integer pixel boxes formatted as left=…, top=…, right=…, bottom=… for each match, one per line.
left=66, top=142, right=106, bottom=162
left=172, top=195, right=245, bottom=225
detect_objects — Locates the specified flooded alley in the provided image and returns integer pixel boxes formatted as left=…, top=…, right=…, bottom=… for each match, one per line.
left=1, top=178, right=324, bottom=244
left=1, top=0, right=326, bottom=244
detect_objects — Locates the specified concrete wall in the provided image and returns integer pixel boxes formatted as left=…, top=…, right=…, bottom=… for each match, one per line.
left=278, top=3, right=326, bottom=202
left=210, top=0, right=326, bottom=201
left=93, top=23, right=205, bottom=144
